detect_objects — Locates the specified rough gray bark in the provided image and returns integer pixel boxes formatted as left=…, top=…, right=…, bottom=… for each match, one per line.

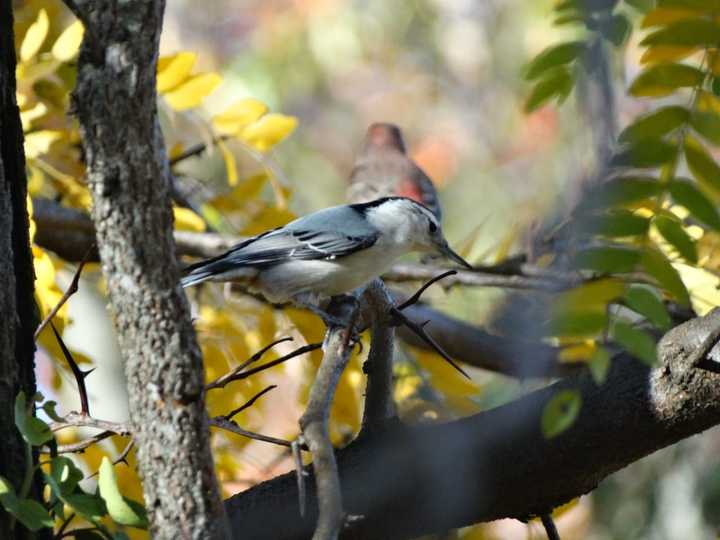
left=63, top=1, right=229, bottom=538
left=224, top=309, right=720, bottom=540
left=0, top=3, right=44, bottom=538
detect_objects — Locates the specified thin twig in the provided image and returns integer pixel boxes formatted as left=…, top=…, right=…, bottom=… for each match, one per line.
left=49, top=413, right=130, bottom=435
left=227, top=343, right=322, bottom=382
left=44, top=430, right=115, bottom=454
left=299, top=301, right=359, bottom=540
left=206, top=337, right=293, bottom=391
left=87, top=440, right=135, bottom=479
left=395, top=270, right=457, bottom=311
left=292, top=438, right=307, bottom=517
left=541, top=514, right=561, bottom=540
left=224, top=385, right=277, bottom=421
left=50, top=322, right=94, bottom=415
left=54, top=512, right=76, bottom=539
left=390, top=308, right=470, bottom=379
left=34, top=245, right=93, bottom=340
left=209, top=417, right=296, bottom=448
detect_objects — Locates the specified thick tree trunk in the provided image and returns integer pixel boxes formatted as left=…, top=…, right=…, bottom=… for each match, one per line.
left=0, top=3, right=43, bottom=538
left=64, top=1, right=229, bottom=538
left=224, top=309, right=720, bottom=540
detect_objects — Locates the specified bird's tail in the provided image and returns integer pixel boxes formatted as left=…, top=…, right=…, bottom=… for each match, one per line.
left=181, top=256, right=257, bottom=288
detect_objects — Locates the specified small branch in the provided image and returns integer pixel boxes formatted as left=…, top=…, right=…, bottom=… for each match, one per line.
left=541, top=514, right=561, bottom=540
left=44, top=430, right=115, bottom=454
left=227, top=343, right=322, bottom=382
left=390, top=308, right=470, bottom=379
left=209, top=417, right=296, bottom=448
left=87, top=440, right=135, bottom=479
left=688, top=320, right=720, bottom=373
left=50, top=322, right=94, bottom=415
left=292, top=439, right=307, bottom=517
left=395, top=270, right=457, bottom=311
left=360, top=280, right=397, bottom=436
left=206, top=337, right=294, bottom=391
left=224, top=385, right=277, bottom=421
left=34, top=245, right=93, bottom=340
left=299, top=303, right=359, bottom=540
left=49, top=412, right=130, bottom=435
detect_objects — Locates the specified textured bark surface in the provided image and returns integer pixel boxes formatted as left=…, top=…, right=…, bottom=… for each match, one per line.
left=0, top=3, right=43, bottom=538
left=225, top=309, right=720, bottom=540
left=65, top=1, right=228, bottom=538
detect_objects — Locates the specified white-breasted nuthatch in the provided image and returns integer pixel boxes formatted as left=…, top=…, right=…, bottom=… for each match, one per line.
left=181, top=197, right=470, bottom=307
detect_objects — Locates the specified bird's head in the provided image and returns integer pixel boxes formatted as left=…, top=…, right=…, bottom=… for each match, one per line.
left=365, top=197, right=472, bottom=269
left=364, top=123, right=407, bottom=153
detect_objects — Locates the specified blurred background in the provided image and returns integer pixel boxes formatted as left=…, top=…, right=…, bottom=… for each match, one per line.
left=17, top=0, right=720, bottom=538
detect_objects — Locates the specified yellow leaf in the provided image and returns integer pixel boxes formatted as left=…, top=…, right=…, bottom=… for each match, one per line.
left=210, top=173, right=268, bottom=212
left=157, top=52, right=197, bottom=94
left=16, top=92, right=28, bottom=108
left=559, top=341, right=597, bottom=362
left=241, top=113, right=298, bottom=152
left=212, top=98, right=268, bottom=135
left=27, top=164, right=44, bottom=195
left=173, top=207, right=206, bottom=232
left=51, top=20, right=84, bottom=62
left=163, top=72, right=221, bottom=110
left=24, top=130, right=62, bottom=159
left=27, top=196, right=36, bottom=242
left=697, top=90, right=720, bottom=115
left=552, top=278, right=626, bottom=314
left=20, top=101, right=48, bottom=131
left=217, top=139, right=239, bottom=186
left=641, top=7, right=701, bottom=28
left=640, top=45, right=699, bottom=65
left=20, top=9, right=49, bottom=62
left=415, top=349, right=479, bottom=397
left=15, top=59, right=60, bottom=85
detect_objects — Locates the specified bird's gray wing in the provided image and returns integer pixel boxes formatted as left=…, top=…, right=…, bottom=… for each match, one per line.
left=181, top=209, right=379, bottom=287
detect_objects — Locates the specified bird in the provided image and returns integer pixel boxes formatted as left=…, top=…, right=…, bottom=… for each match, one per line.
left=181, top=197, right=470, bottom=313
left=347, top=123, right=443, bottom=221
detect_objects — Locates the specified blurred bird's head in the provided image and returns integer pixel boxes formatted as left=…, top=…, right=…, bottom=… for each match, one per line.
left=364, top=122, right=407, bottom=153
left=361, top=197, right=471, bottom=269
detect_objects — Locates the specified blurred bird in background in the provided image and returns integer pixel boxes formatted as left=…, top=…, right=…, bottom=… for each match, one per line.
left=347, top=123, right=443, bottom=221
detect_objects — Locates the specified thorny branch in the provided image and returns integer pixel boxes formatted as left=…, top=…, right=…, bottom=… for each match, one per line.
left=50, top=322, right=94, bottom=416
left=299, top=300, right=359, bottom=540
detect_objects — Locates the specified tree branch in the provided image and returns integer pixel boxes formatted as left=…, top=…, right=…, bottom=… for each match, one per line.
left=223, top=309, right=720, bottom=540
left=299, top=300, right=359, bottom=540
left=359, top=281, right=397, bottom=436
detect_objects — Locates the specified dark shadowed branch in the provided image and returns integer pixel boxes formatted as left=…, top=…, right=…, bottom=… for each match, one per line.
left=223, top=309, right=720, bottom=540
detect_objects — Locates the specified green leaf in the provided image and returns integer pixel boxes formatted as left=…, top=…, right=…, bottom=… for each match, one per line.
left=624, top=285, right=673, bottom=330
left=629, top=63, right=704, bottom=97
left=14, top=392, right=52, bottom=446
left=98, top=457, right=148, bottom=529
left=572, top=246, right=641, bottom=273
left=625, top=0, right=653, bottom=11
left=581, top=176, right=663, bottom=209
left=13, top=498, right=54, bottom=531
left=640, top=247, right=690, bottom=305
left=641, top=18, right=720, bottom=47
left=525, top=41, right=585, bottom=80
left=611, top=138, right=677, bottom=168
left=549, top=311, right=609, bottom=337
left=653, top=214, right=698, bottom=263
left=41, top=401, right=65, bottom=422
left=618, top=105, right=689, bottom=143
left=48, top=456, right=84, bottom=497
left=657, top=0, right=720, bottom=10
left=713, top=77, right=720, bottom=97
left=541, top=390, right=582, bottom=438
left=589, top=346, right=612, bottom=384
left=0, top=475, right=17, bottom=509
left=524, top=67, right=574, bottom=113
left=684, top=137, right=720, bottom=195
left=582, top=210, right=650, bottom=237
left=605, top=13, right=632, bottom=46
left=668, top=179, right=720, bottom=230
left=65, top=493, right=107, bottom=520
left=612, top=320, right=657, bottom=365
left=690, top=110, right=720, bottom=145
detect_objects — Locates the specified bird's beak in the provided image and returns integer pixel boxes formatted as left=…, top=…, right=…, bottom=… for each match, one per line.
left=439, top=242, right=472, bottom=269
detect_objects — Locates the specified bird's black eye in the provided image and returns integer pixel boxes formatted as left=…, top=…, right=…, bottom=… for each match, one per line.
left=428, top=220, right=437, bottom=234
